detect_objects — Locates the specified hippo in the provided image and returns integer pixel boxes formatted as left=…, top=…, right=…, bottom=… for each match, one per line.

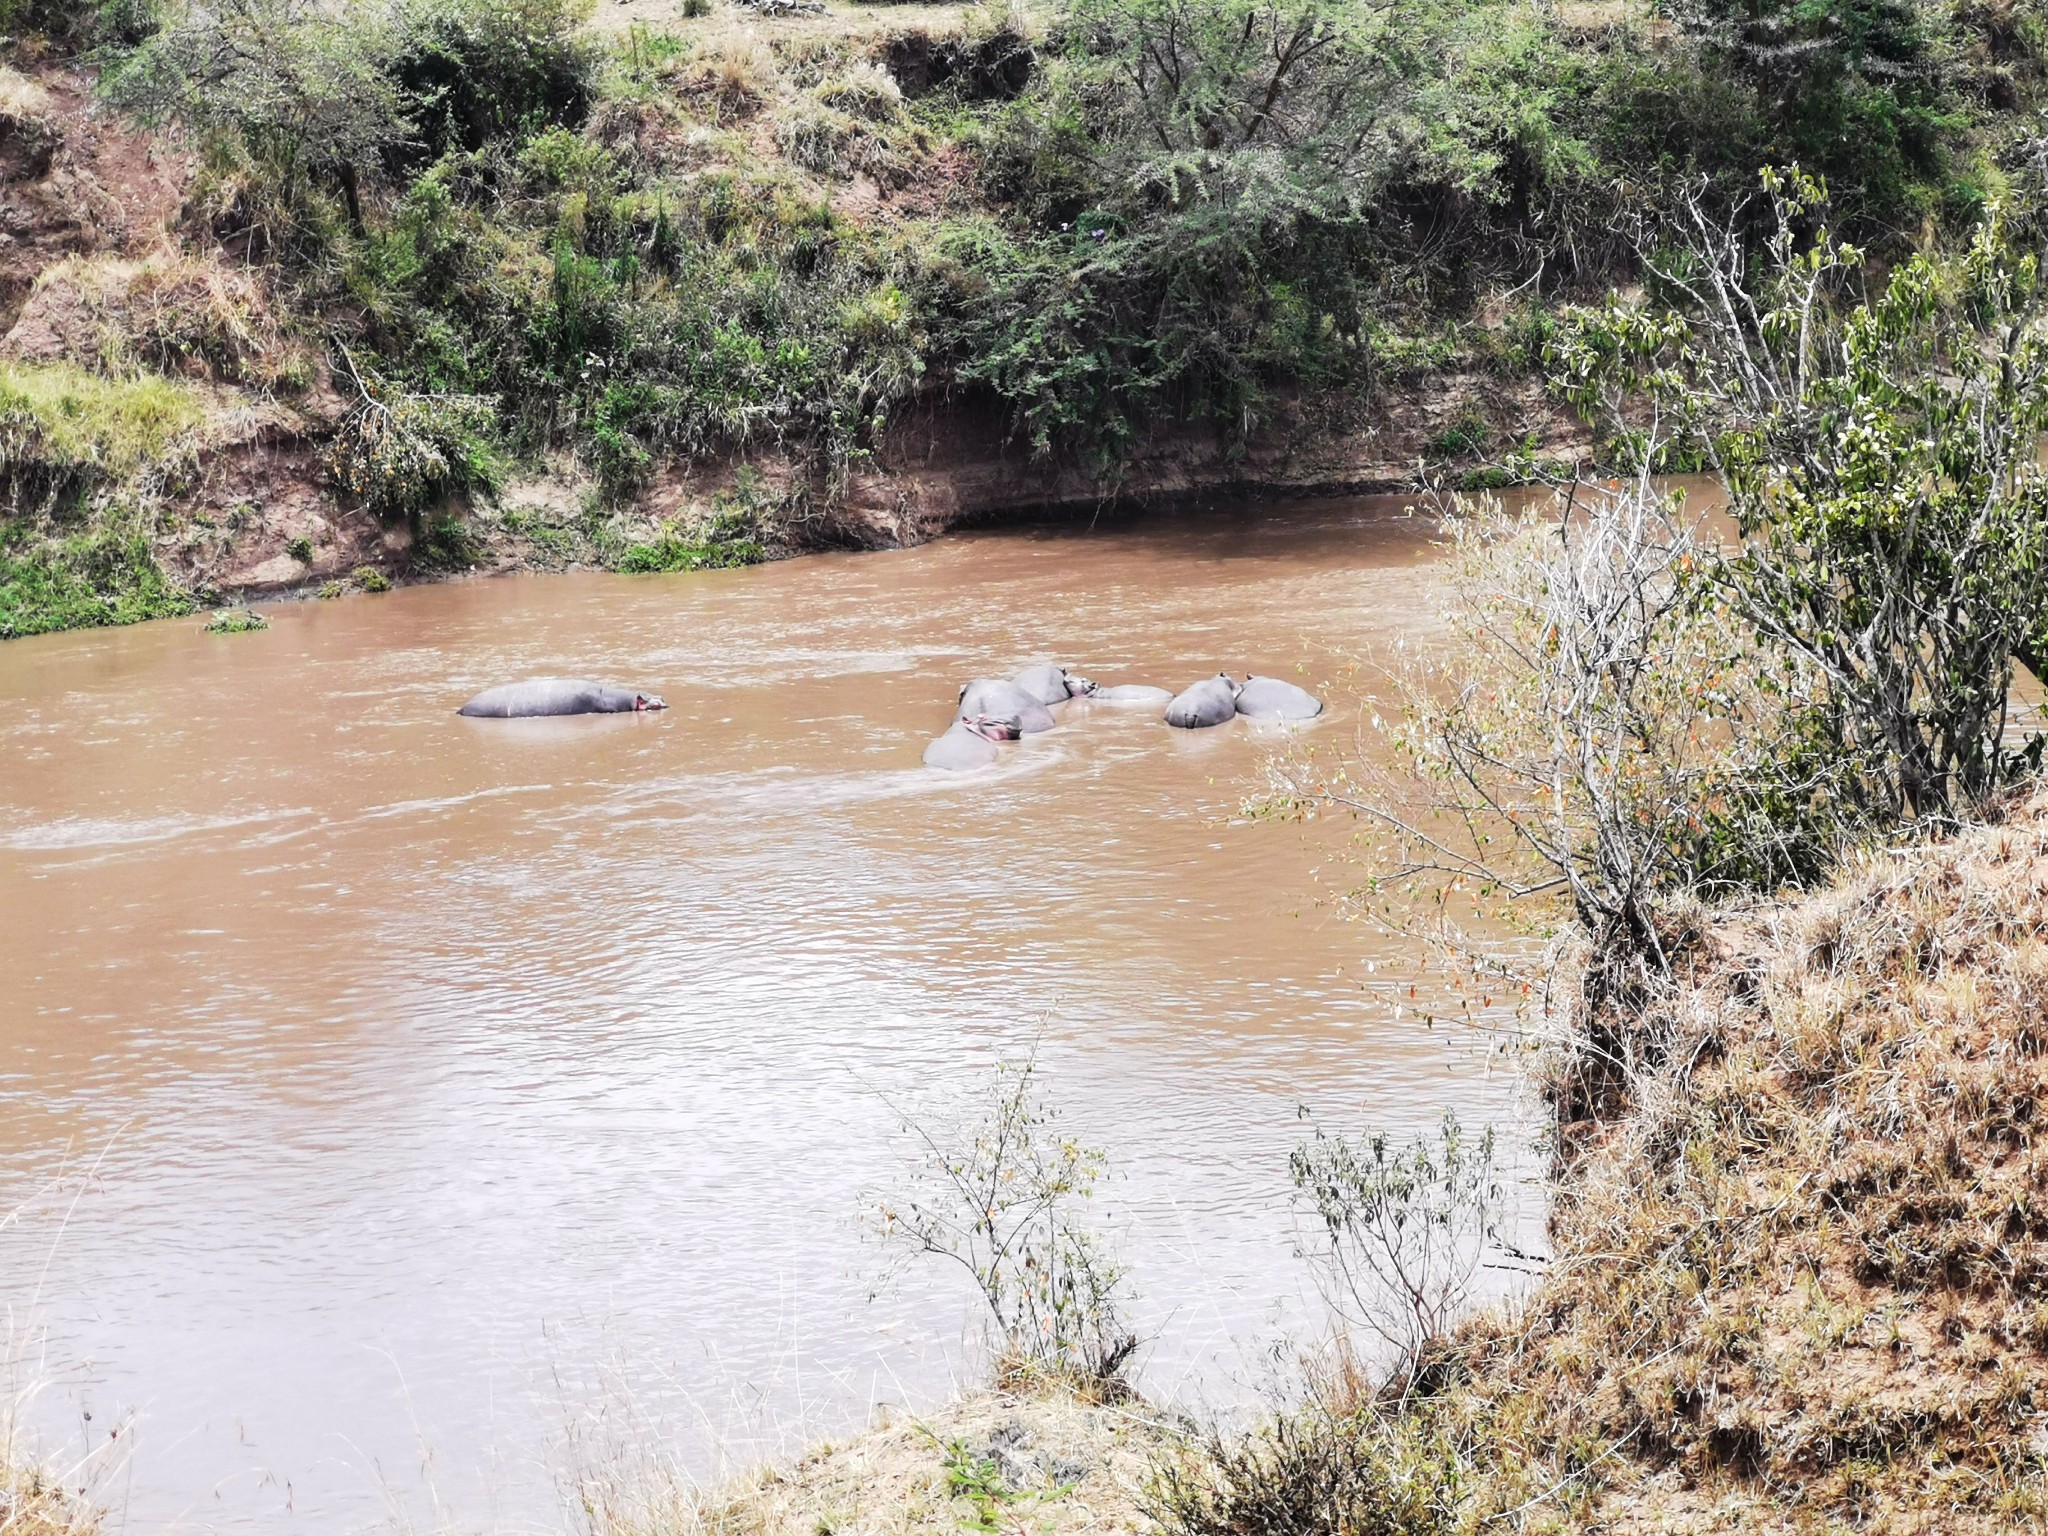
left=1013, top=664, right=1094, bottom=706
left=457, top=679, right=667, bottom=718
left=958, top=678, right=1056, bottom=734
left=923, top=714, right=1021, bottom=771
left=1164, top=674, right=1240, bottom=729
left=1086, top=683, right=1174, bottom=706
left=1235, top=674, right=1324, bottom=721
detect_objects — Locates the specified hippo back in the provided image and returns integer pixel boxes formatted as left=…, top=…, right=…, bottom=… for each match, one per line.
left=458, top=679, right=639, bottom=718
left=1164, top=675, right=1239, bottom=729
left=1012, top=664, right=1083, bottom=706
left=1234, top=676, right=1323, bottom=721
left=923, top=721, right=1003, bottom=771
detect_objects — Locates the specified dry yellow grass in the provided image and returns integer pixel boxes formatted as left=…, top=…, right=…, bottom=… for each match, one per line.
left=0, top=1433, right=96, bottom=1536
left=0, top=65, right=53, bottom=122
left=1, top=254, right=296, bottom=385
left=585, top=1386, right=1176, bottom=1536
left=1448, top=792, right=2048, bottom=1533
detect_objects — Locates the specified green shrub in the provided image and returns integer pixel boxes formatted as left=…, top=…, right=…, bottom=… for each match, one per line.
left=614, top=519, right=763, bottom=572
left=1425, top=409, right=1489, bottom=459
left=324, top=356, right=503, bottom=521
left=0, top=0, right=161, bottom=47
left=286, top=534, right=314, bottom=563
left=0, top=519, right=192, bottom=639
left=205, top=607, right=268, bottom=632
left=351, top=564, right=392, bottom=591
left=415, top=512, right=484, bottom=570
left=387, top=0, right=600, bottom=173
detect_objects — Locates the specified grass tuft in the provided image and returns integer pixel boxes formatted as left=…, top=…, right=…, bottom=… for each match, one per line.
left=0, top=364, right=205, bottom=503
left=204, top=606, right=268, bottom=632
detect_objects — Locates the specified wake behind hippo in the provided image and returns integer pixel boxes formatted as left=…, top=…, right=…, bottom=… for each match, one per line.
left=458, top=678, right=667, bottom=718
left=1088, top=683, right=1173, bottom=706
left=958, top=678, right=1056, bottom=734
left=1165, top=674, right=1240, bottom=729
left=1235, top=675, right=1323, bottom=721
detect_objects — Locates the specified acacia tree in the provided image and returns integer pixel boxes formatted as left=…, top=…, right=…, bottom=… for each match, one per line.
left=1062, top=0, right=1445, bottom=189
left=1555, top=170, right=2048, bottom=828
left=946, top=0, right=1475, bottom=462
left=104, top=0, right=408, bottom=232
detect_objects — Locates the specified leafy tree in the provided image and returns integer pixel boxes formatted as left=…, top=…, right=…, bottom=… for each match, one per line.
left=1556, top=170, right=2048, bottom=828
left=939, top=0, right=1487, bottom=462
left=1060, top=0, right=1448, bottom=199
left=104, top=0, right=408, bottom=230
left=1663, top=0, right=1960, bottom=219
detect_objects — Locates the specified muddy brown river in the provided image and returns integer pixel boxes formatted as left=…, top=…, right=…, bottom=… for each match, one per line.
left=0, top=498, right=1535, bottom=1533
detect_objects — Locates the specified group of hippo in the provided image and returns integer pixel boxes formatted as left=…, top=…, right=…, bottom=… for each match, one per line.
left=922, top=664, right=1322, bottom=771
left=454, top=667, right=1321, bottom=770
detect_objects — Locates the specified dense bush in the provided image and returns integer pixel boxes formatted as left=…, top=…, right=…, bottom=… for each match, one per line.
left=104, top=0, right=408, bottom=232
left=1151, top=1399, right=1463, bottom=1536
left=1666, top=0, right=1964, bottom=226
left=74, top=0, right=2048, bottom=529
left=918, top=0, right=1476, bottom=459
left=323, top=350, right=502, bottom=523
left=385, top=0, right=600, bottom=173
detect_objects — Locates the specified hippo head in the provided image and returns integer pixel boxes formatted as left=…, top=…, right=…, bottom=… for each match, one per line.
left=635, top=693, right=668, bottom=711
left=963, top=714, right=1022, bottom=743
left=1065, top=673, right=1097, bottom=698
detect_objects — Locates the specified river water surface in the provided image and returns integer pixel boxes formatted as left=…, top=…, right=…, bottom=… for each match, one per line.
left=0, top=498, right=1534, bottom=1534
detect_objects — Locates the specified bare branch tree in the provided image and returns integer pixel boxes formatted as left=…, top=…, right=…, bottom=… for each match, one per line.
left=1290, top=1110, right=1503, bottom=1402
left=870, top=1056, right=1137, bottom=1393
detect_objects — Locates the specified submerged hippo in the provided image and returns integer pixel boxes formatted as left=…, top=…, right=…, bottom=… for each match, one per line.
left=1235, top=675, right=1324, bottom=721
left=1087, top=683, right=1174, bottom=706
left=1165, top=674, right=1240, bottom=729
left=923, top=714, right=1021, bottom=771
left=457, top=679, right=667, bottom=718
left=958, top=678, right=1056, bottom=734
left=1012, top=664, right=1094, bottom=706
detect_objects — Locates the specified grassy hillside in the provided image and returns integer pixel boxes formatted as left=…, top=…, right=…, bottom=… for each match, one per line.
left=0, top=0, right=2039, bottom=634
